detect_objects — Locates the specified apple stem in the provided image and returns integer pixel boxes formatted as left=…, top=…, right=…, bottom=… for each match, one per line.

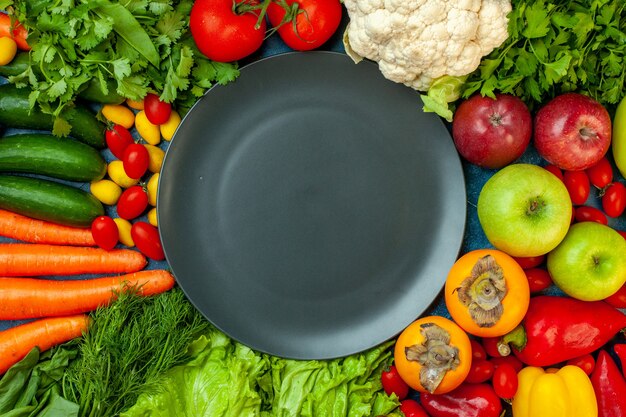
left=489, top=113, right=503, bottom=127
left=579, top=127, right=598, bottom=141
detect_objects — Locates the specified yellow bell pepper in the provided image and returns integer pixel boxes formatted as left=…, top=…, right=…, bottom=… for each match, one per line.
left=512, top=365, right=597, bottom=417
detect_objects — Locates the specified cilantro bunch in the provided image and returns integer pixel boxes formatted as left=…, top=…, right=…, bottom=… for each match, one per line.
left=1, top=0, right=240, bottom=134
left=462, top=0, right=626, bottom=114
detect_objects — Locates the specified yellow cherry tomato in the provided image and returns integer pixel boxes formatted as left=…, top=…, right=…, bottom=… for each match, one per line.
left=394, top=315, right=472, bottom=394
left=107, top=160, right=139, bottom=188
left=160, top=110, right=181, bottom=141
left=90, top=178, right=122, bottom=205
left=144, top=144, right=165, bottom=173
left=135, top=110, right=161, bottom=145
left=147, top=207, right=158, bottom=227
left=113, top=217, right=134, bottom=247
left=126, top=98, right=144, bottom=110
left=0, top=37, right=17, bottom=66
left=444, top=249, right=530, bottom=338
left=101, top=104, right=135, bottom=129
left=147, top=173, right=159, bottom=206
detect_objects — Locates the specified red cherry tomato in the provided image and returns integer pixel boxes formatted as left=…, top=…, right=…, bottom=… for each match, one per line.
left=381, top=365, right=409, bottom=400
left=543, top=164, right=564, bottom=181
left=617, top=230, right=626, bottom=240
left=524, top=267, right=553, bottom=293
left=399, top=399, right=429, bottom=417
left=491, top=363, right=518, bottom=399
left=602, top=182, right=626, bottom=217
left=144, top=93, right=172, bottom=125
left=604, top=284, right=626, bottom=309
left=267, top=0, right=342, bottom=51
left=106, top=124, right=134, bottom=159
left=563, top=170, right=590, bottom=205
left=489, top=355, right=524, bottom=373
left=117, top=185, right=149, bottom=220
left=512, top=255, right=546, bottom=269
left=131, top=221, right=165, bottom=261
left=190, top=0, right=266, bottom=62
left=574, top=205, right=608, bottom=225
left=123, top=143, right=150, bottom=179
left=586, top=157, right=613, bottom=189
left=91, top=216, right=119, bottom=251
left=465, top=359, right=495, bottom=384
left=470, top=339, right=488, bottom=361
left=566, top=353, right=595, bottom=376
left=482, top=337, right=506, bottom=358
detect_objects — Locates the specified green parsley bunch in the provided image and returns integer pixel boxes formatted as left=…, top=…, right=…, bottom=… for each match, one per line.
left=1, top=0, right=240, bottom=135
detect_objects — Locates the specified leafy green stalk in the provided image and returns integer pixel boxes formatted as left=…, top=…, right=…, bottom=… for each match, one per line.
left=461, top=0, right=626, bottom=115
left=4, top=0, right=239, bottom=136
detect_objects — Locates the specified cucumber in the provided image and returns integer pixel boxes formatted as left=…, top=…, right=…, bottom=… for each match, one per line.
left=0, top=175, right=104, bottom=227
left=0, top=84, right=106, bottom=148
left=0, top=134, right=107, bottom=182
left=0, top=52, right=125, bottom=104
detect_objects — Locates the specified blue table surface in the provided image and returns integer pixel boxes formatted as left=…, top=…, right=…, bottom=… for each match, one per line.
left=1, top=14, right=624, bottom=345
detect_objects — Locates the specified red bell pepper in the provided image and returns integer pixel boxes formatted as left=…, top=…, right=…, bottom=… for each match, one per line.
left=591, top=350, right=626, bottom=417
left=614, top=344, right=626, bottom=379
left=420, top=383, right=502, bottom=417
left=501, top=296, right=626, bottom=367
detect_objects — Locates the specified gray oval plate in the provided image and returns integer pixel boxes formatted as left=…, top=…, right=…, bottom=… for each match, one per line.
left=158, top=51, right=466, bottom=359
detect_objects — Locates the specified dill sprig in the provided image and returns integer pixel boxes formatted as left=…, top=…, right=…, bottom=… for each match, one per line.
left=61, top=287, right=209, bottom=417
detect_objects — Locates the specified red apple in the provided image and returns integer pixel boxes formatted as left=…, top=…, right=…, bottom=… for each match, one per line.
left=534, top=93, right=611, bottom=171
left=452, top=93, right=532, bottom=169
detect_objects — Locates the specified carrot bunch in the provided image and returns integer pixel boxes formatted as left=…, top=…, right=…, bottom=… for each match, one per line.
left=0, top=210, right=177, bottom=376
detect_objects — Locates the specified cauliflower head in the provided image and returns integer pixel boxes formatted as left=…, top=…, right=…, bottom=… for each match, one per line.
left=343, top=0, right=512, bottom=91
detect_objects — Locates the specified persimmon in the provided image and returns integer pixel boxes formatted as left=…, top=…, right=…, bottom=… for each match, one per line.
left=445, top=249, right=530, bottom=338
left=394, top=315, right=471, bottom=394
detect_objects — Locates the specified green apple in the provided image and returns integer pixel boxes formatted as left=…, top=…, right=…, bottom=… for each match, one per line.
left=547, top=222, right=626, bottom=301
left=477, top=163, right=572, bottom=257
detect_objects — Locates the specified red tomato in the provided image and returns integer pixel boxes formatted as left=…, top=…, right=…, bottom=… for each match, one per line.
left=91, top=216, right=119, bottom=251
left=489, top=355, right=523, bottom=373
left=381, top=365, right=409, bottom=400
left=604, top=284, right=626, bottom=309
left=190, top=0, right=266, bottom=62
left=470, top=339, right=488, bottom=361
left=602, top=182, right=626, bottom=217
left=131, top=221, right=165, bottom=261
left=491, top=363, right=518, bottom=399
left=465, top=359, right=495, bottom=384
left=144, top=93, right=172, bottom=125
left=399, top=399, right=429, bottom=417
left=123, top=143, right=150, bottom=179
left=566, top=353, right=595, bottom=376
left=117, top=185, right=149, bottom=220
left=524, top=267, right=553, bottom=293
left=543, top=164, right=564, bottom=181
left=563, top=170, right=590, bottom=205
left=106, top=125, right=134, bottom=159
left=574, top=205, right=608, bottom=225
left=482, top=337, right=506, bottom=358
left=617, top=230, right=626, bottom=240
left=267, top=0, right=342, bottom=51
left=586, top=157, right=613, bottom=189
left=512, top=255, right=545, bottom=269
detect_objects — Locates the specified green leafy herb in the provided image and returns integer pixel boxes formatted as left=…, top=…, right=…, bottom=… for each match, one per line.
left=462, top=0, right=626, bottom=114
left=61, top=288, right=209, bottom=417
left=3, top=0, right=240, bottom=132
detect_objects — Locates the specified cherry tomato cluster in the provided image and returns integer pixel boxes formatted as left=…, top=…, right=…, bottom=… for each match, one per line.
left=89, top=94, right=181, bottom=261
left=543, top=160, right=626, bottom=227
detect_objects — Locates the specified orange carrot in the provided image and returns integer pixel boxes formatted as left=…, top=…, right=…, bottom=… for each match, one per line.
left=0, top=243, right=147, bottom=276
left=0, top=209, right=96, bottom=246
left=0, top=315, right=89, bottom=375
left=0, top=270, right=176, bottom=320
left=0, top=13, right=30, bottom=51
